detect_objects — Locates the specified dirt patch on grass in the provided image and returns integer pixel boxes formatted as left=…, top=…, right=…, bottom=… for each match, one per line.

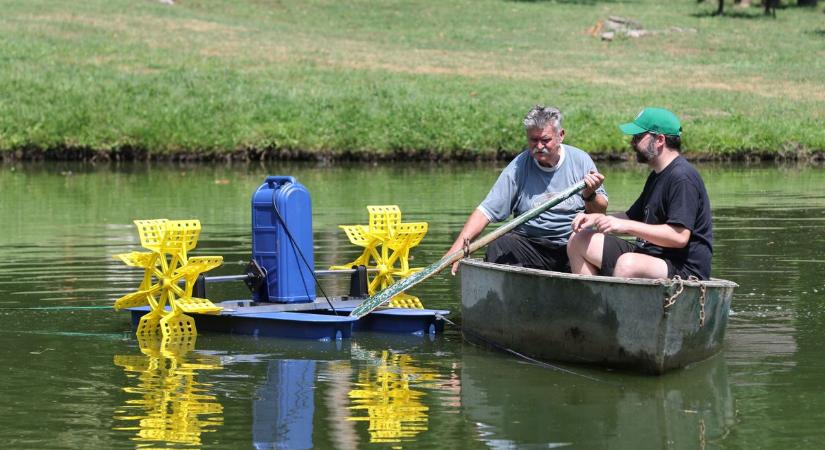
left=196, top=32, right=821, bottom=103
left=29, top=12, right=242, bottom=37
left=327, top=46, right=824, bottom=102
left=13, top=11, right=825, bottom=103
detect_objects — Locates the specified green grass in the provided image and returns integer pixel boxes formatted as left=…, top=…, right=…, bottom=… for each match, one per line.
left=1, top=0, right=823, bottom=160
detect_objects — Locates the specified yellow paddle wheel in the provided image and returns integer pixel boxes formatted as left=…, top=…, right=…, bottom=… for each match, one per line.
left=331, top=206, right=428, bottom=308
left=113, top=219, right=223, bottom=340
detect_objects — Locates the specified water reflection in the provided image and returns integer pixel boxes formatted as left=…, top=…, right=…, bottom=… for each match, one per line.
left=461, top=347, right=735, bottom=449
left=347, top=343, right=441, bottom=445
left=113, top=336, right=223, bottom=446
left=238, top=335, right=448, bottom=449
left=253, top=360, right=317, bottom=450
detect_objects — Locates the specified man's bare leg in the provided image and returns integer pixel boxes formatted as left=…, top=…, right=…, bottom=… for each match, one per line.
left=613, top=252, right=669, bottom=279
left=567, top=230, right=605, bottom=275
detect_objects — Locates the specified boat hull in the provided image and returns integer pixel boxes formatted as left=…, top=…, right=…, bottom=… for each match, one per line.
left=460, top=259, right=737, bottom=374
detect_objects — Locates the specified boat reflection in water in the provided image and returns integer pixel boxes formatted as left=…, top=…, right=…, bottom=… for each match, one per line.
left=113, top=335, right=224, bottom=447
left=461, top=346, right=735, bottom=449
left=346, top=344, right=441, bottom=444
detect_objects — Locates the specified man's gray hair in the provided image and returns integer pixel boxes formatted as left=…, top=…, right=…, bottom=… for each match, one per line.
left=523, top=105, right=563, bottom=131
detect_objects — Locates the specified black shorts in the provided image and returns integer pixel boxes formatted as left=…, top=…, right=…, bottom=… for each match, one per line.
left=600, top=235, right=676, bottom=278
left=485, top=232, right=570, bottom=272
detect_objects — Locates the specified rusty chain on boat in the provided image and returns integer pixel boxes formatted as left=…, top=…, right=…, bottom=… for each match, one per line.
left=663, top=275, right=708, bottom=327
left=663, top=276, right=685, bottom=309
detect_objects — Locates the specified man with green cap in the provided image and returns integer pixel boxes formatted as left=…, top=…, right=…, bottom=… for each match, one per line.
left=566, top=107, right=713, bottom=280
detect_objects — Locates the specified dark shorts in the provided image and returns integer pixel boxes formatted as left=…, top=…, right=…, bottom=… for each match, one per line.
left=600, top=235, right=677, bottom=278
left=485, top=232, right=570, bottom=272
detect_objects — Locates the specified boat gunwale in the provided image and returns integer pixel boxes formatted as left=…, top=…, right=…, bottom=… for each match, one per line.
left=460, top=258, right=738, bottom=289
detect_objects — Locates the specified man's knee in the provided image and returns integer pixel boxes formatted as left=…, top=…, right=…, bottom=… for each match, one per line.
left=613, top=253, right=668, bottom=278
left=485, top=234, right=518, bottom=263
left=567, top=230, right=599, bottom=257
left=487, top=234, right=511, bottom=252
left=566, top=231, right=586, bottom=255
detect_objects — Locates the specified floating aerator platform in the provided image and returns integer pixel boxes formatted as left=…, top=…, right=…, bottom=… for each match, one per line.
left=116, top=176, right=448, bottom=341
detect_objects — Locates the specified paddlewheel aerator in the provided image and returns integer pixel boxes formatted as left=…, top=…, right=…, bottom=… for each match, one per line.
left=331, top=206, right=428, bottom=308
left=113, top=219, right=223, bottom=339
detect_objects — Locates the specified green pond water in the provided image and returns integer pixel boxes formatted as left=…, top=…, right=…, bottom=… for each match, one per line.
left=1, top=161, right=824, bottom=449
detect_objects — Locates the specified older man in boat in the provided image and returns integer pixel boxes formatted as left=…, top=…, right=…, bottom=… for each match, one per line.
left=447, top=105, right=607, bottom=275
left=567, top=107, right=713, bottom=280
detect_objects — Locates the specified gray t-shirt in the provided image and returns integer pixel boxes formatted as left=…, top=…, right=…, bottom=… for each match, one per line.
left=478, top=144, right=607, bottom=243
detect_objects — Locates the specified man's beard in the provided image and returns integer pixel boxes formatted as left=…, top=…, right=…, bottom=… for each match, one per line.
left=635, top=139, right=656, bottom=163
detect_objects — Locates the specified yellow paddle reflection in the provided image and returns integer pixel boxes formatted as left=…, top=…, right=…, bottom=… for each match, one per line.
left=113, top=335, right=223, bottom=446
left=347, top=349, right=440, bottom=444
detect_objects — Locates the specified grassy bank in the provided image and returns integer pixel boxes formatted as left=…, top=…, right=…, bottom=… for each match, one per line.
left=1, top=0, right=824, bottom=160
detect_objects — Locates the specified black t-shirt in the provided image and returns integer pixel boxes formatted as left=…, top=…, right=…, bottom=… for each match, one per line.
left=626, top=156, right=713, bottom=279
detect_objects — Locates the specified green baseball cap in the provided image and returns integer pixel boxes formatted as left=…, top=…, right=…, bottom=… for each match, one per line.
left=619, top=107, right=682, bottom=136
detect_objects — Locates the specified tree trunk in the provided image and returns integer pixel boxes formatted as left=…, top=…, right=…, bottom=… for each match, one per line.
left=717, top=0, right=725, bottom=14
left=764, top=0, right=777, bottom=16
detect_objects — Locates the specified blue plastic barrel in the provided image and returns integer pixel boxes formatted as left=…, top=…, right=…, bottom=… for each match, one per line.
left=251, top=176, right=316, bottom=303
